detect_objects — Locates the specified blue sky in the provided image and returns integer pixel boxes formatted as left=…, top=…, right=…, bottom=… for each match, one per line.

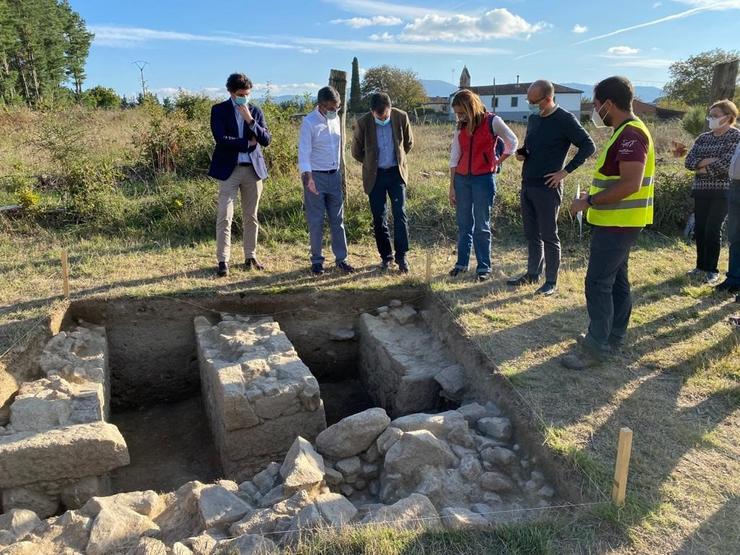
left=73, top=0, right=740, bottom=99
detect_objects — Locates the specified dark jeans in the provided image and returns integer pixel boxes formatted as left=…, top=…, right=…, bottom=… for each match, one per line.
left=521, top=185, right=562, bottom=283
left=727, top=180, right=740, bottom=285
left=694, top=196, right=728, bottom=273
left=585, top=226, right=641, bottom=352
left=368, top=167, right=409, bottom=263
left=454, top=173, right=496, bottom=275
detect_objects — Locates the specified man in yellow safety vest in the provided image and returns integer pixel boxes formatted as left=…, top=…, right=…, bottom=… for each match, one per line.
left=561, top=76, right=655, bottom=370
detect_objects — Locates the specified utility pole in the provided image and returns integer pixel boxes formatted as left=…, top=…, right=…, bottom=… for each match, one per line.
left=132, top=60, right=149, bottom=98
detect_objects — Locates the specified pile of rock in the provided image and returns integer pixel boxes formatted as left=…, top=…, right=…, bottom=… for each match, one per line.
left=358, top=301, right=466, bottom=417
left=194, top=315, right=327, bottom=481
left=0, top=324, right=128, bottom=518
left=0, top=404, right=558, bottom=553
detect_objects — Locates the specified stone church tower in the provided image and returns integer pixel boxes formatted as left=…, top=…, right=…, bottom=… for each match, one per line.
left=459, top=66, right=471, bottom=89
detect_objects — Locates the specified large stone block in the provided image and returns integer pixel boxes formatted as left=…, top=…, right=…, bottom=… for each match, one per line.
left=0, top=422, right=129, bottom=488
left=358, top=311, right=460, bottom=417
left=195, top=315, right=326, bottom=480
left=315, top=407, right=390, bottom=459
left=10, top=376, right=105, bottom=433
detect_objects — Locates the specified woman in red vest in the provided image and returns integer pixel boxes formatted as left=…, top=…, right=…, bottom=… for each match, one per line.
left=449, top=90, right=519, bottom=280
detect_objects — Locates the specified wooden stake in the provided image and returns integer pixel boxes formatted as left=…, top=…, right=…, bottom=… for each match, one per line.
left=425, top=250, right=432, bottom=284
left=612, top=427, right=633, bottom=506
left=328, top=69, right=348, bottom=200
left=61, top=250, right=70, bottom=299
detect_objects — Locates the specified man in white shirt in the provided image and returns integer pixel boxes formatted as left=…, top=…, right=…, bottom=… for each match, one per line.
left=298, top=86, right=355, bottom=275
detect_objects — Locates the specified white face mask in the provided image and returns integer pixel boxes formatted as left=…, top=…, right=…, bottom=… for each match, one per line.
left=325, top=110, right=338, bottom=120
left=707, top=116, right=726, bottom=130
left=591, top=103, right=609, bottom=128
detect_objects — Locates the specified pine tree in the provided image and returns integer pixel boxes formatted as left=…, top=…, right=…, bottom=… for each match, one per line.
left=349, top=56, right=362, bottom=113
left=61, top=0, right=93, bottom=98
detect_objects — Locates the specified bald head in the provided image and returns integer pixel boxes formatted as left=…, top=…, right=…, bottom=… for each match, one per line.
left=529, top=80, right=554, bottom=99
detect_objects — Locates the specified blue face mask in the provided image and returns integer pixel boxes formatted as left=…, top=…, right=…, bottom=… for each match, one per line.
left=374, top=117, right=391, bottom=126
left=528, top=102, right=541, bottom=115
left=234, top=96, right=248, bottom=106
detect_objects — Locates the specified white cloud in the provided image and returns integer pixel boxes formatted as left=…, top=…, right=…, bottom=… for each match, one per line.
left=331, top=16, right=403, bottom=28
left=153, top=82, right=324, bottom=99
left=611, top=58, right=674, bottom=68
left=572, top=24, right=588, bottom=33
left=396, top=9, right=549, bottom=43
left=321, top=0, right=452, bottom=19
left=90, top=25, right=300, bottom=51
left=653, top=1, right=663, bottom=6
left=574, top=0, right=739, bottom=44
left=607, top=46, right=640, bottom=56
left=292, top=36, right=510, bottom=55
left=369, top=32, right=395, bottom=41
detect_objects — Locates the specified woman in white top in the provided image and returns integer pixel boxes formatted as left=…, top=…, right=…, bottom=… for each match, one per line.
left=448, top=89, right=518, bottom=281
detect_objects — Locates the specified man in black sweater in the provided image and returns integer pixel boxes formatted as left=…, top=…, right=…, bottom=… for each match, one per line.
left=507, top=80, right=596, bottom=296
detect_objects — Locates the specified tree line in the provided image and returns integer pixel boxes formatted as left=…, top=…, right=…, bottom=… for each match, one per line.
left=0, top=0, right=93, bottom=106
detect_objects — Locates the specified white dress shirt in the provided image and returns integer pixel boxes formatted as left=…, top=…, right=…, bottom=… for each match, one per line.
left=232, top=98, right=254, bottom=165
left=449, top=115, right=519, bottom=168
left=298, top=107, right=341, bottom=173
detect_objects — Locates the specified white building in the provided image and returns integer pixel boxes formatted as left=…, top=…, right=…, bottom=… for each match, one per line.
left=450, top=67, right=583, bottom=123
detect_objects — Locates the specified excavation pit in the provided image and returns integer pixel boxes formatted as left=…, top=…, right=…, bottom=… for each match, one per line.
left=1, top=287, right=590, bottom=530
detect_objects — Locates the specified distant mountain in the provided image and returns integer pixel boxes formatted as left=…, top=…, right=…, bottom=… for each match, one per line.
left=420, top=79, right=458, bottom=98
left=563, top=82, right=664, bottom=103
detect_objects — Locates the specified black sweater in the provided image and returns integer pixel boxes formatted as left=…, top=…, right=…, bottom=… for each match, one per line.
left=521, top=107, right=596, bottom=186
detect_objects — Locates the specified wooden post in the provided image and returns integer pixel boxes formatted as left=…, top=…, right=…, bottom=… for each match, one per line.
left=425, top=250, right=432, bottom=284
left=328, top=69, right=348, bottom=199
left=612, top=427, right=633, bottom=506
left=710, top=60, right=739, bottom=103
left=61, top=250, right=70, bottom=299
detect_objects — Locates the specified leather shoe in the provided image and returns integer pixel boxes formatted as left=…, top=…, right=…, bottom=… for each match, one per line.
left=506, top=274, right=539, bottom=287
left=245, top=258, right=264, bottom=271
left=217, top=261, right=228, bottom=277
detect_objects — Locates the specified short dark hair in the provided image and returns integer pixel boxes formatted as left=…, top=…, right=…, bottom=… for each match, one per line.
left=594, top=76, right=634, bottom=111
left=226, top=73, right=253, bottom=93
left=370, top=92, right=392, bottom=113
left=317, top=86, right=341, bottom=104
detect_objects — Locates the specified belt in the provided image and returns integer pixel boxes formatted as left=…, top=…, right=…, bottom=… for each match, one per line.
left=313, top=169, right=337, bottom=174
left=238, top=162, right=252, bottom=167
left=378, top=166, right=398, bottom=172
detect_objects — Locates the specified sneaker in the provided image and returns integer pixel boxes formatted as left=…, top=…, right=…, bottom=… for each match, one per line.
left=336, top=260, right=356, bottom=274
left=217, top=261, right=229, bottom=277
left=704, top=272, right=720, bottom=284
left=449, top=267, right=467, bottom=277
left=535, top=282, right=557, bottom=296
left=686, top=268, right=704, bottom=278
left=715, top=279, right=740, bottom=294
left=311, top=263, right=324, bottom=275
left=476, top=273, right=490, bottom=282
left=506, top=274, right=539, bottom=287
left=245, top=257, right=265, bottom=271
left=379, top=259, right=392, bottom=272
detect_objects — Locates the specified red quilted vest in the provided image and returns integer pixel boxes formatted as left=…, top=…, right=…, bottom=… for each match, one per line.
left=455, top=113, right=498, bottom=176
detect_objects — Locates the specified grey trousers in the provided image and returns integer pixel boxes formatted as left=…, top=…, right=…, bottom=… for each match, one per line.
left=584, top=226, right=641, bottom=352
left=304, top=171, right=348, bottom=265
left=521, top=185, right=562, bottom=283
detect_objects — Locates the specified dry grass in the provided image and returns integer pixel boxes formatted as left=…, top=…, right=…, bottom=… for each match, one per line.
left=0, top=115, right=737, bottom=554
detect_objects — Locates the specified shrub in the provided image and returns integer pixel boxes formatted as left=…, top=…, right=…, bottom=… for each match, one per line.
left=61, top=158, right=124, bottom=225
left=651, top=168, right=694, bottom=234
left=136, top=103, right=213, bottom=176
left=682, top=106, right=706, bottom=137
left=174, top=91, right=215, bottom=121
left=260, top=99, right=301, bottom=178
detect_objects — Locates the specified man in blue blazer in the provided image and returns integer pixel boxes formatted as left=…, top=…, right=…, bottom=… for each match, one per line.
left=208, top=73, right=271, bottom=277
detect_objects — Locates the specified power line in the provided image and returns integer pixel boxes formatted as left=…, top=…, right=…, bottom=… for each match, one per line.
left=132, top=60, right=149, bottom=97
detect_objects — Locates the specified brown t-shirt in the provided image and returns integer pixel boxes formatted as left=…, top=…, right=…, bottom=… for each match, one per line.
left=595, top=121, right=649, bottom=231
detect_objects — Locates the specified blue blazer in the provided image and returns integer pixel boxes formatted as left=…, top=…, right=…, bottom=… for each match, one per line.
left=208, top=100, right=271, bottom=181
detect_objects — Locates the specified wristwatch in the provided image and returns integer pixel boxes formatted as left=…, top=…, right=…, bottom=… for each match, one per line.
left=586, top=194, right=595, bottom=206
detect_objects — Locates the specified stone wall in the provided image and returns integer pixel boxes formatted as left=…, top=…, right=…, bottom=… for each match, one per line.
left=358, top=301, right=466, bottom=417
left=194, top=314, right=327, bottom=481
left=0, top=324, right=128, bottom=518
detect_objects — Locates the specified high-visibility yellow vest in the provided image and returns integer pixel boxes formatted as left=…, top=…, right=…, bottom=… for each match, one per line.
left=587, top=117, right=655, bottom=227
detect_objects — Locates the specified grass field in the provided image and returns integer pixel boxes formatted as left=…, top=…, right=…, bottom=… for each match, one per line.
left=0, top=107, right=737, bottom=554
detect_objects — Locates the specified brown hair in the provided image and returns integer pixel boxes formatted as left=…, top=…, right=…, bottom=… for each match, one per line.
left=710, top=99, right=738, bottom=125
left=226, top=73, right=253, bottom=93
left=451, top=89, right=486, bottom=134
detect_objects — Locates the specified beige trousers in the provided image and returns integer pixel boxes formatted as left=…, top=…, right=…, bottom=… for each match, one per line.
left=216, top=165, right=263, bottom=262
